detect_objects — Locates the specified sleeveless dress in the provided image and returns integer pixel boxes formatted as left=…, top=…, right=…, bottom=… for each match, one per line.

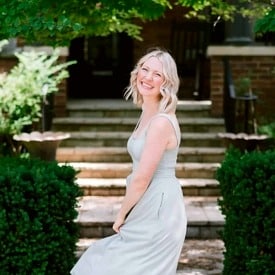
left=70, top=113, right=187, bottom=275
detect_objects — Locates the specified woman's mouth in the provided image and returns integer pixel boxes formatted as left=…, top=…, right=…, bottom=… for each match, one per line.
left=140, top=81, right=153, bottom=89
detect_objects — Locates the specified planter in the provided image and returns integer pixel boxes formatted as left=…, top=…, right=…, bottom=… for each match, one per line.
left=13, top=131, right=70, bottom=161
left=218, top=132, right=274, bottom=152
left=224, top=0, right=254, bottom=45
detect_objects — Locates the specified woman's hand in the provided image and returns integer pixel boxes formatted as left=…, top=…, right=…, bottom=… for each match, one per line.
left=112, top=214, right=125, bottom=233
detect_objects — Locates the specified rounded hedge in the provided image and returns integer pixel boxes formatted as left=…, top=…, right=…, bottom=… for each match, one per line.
left=0, top=157, right=82, bottom=275
left=217, top=148, right=275, bottom=274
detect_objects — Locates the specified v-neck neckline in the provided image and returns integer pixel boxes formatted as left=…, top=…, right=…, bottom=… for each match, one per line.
left=131, top=113, right=151, bottom=139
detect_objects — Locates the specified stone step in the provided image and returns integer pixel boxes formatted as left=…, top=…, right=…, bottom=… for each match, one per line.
left=56, top=146, right=225, bottom=163
left=75, top=196, right=224, bottom=239
left=75, top=238, right=224, bottom=274
left=52, top=117, right=225, bottom=133
left=76, top=178, right=220, bottom=197
left=63, top=162, right=220, bottom=179
left=57, top=132, right=224, bottom=147
left=66, top=99, right=213, bottom=118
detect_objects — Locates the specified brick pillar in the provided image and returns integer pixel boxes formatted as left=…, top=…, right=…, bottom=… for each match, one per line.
left=54, top=53, right=69, bottom=117
left=209, top=57, right=224, bottom=117
left=207, top=46, right=275, bottom=121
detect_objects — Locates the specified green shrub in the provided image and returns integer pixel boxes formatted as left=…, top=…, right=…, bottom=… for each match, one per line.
left=216, top=148, right=275, bottom=275
left=0, top=157, right=82, bottom=275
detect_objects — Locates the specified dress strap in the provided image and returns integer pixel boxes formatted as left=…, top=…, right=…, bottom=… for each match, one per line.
left=148, top=113, right=181, bottom=147
left=133, top=113, right=143, bottom=132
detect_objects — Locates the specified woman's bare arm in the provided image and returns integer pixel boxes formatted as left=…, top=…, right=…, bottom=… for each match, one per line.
left=113, top=116, right=177, bottom=232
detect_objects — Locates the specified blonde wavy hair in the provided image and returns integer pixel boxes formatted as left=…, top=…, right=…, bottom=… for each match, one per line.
left=124, top=48, right=179, bottom=113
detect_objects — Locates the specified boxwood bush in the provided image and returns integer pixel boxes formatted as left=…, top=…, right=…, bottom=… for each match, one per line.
left=216, top=148, right=275, bottom=274
left=0, top=156, right=82, bottom=274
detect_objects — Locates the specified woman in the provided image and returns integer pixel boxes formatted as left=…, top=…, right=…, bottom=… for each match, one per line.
left=71, top=48, right=187, bottom=275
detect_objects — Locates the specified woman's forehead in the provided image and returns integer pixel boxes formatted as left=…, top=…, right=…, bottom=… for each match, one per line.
left=142, top=56, right=163, bottom=71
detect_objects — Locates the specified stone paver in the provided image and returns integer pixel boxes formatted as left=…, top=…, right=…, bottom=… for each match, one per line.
left=177, top=239, right=224, bottom=274
left=76, top=238, right=224, bottom=275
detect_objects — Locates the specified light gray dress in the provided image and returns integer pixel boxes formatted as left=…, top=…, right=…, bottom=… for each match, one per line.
left=71, top=113, right=187, bottom=275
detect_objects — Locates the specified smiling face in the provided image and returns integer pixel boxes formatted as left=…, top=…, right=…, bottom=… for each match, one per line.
left=136, top=56, right=164, bottom=100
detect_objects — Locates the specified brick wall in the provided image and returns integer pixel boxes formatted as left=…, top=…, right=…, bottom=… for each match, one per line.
left=208, top=46, right=275, bottom=122
left=133, top=6, right=189, bottom=61
left=132, top=6, right=212, bottom=99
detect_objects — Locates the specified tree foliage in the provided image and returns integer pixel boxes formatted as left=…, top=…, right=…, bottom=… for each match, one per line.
left=254, top=7, right=275, bottom=34
left=177, top=0, right=272, bottom=20
left=177, top=1, right=274, bottom=35
left=0, top=0, right=171, bottom=45
left=0, top=0, right=273, bottom=46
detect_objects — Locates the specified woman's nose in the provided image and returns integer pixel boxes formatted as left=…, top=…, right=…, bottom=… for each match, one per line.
left=144, top=71, right=153, bottom=80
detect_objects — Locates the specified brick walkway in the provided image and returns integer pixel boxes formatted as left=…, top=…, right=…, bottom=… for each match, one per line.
left=77, top=238, right=224, bottom=274
left=177, top=239, right=224, bottom=274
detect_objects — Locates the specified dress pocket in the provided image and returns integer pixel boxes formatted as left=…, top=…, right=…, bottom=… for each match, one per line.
left=157, top=192, right=164, bottom=219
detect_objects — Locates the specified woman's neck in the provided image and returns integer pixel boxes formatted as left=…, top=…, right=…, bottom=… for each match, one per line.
left=141, top=100, right=159, bottom=115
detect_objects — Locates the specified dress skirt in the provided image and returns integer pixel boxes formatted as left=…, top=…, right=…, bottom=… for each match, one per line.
left=71, top=174, right=187, bottom=275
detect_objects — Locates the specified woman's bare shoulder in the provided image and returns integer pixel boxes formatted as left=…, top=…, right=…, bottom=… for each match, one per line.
left=148, top=113, right=176, bottom=131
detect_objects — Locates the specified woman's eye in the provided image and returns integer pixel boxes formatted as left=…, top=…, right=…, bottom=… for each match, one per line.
left=141, top=67, right=148, bottom=72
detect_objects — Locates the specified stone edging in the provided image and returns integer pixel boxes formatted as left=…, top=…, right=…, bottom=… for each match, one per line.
left=207, top=45, right=275, bottom=56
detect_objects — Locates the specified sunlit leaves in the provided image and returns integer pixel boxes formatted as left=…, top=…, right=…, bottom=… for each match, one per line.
left=0, top=0, right=273, bottom=46
left=254, top=8, right=275, bottom=34
left=0, top=0, right=171, bottom=46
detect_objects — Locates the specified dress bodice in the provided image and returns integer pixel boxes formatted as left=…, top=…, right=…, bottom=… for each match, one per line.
left=127, top=114, right=181, bottom=178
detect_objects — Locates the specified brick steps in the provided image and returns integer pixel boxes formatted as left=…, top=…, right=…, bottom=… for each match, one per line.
left=53, top=99, right=225, bottom=239
left=57, top=146, right=225, bottom=163
left=62, top=162, right=220, bottom=179
left=75, top=196, right=224, bottom=240
left=53, top=99, right=226, bottom=271
left=57, top=132, right=224, bottom=147
left=76, top=178, right=220, bottom=197
left=66, top=99, right=213, bottom=119
left=53, top=117, right=225, bottom=133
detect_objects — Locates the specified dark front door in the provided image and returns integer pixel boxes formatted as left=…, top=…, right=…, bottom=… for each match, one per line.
left=67, top=33, right=133, bottom=99
left=170, top=21, right=211, bottom=100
